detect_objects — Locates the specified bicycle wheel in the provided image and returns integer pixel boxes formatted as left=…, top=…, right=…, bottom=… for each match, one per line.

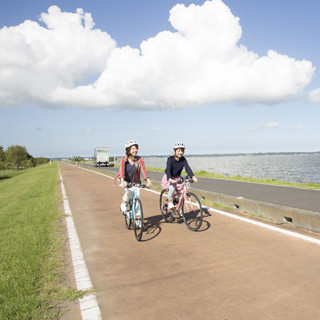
left=133, top=198, right=144, bottom=241
left=124, top=210, right=132, bottom=230
left=160, top=189, right=173, bottom=223
left=181, top=192, right=203, bottom=231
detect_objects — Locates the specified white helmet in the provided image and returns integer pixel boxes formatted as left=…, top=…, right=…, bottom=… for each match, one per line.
left=174, top=142, right=185, bottom=150
left=125, top=140, right=138, bottom=149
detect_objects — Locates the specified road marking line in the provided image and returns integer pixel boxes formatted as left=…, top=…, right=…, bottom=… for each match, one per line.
left=59, top=169, right=102, bottom=320
left=206, top=206, right=320, bottom=245
left=68, top=163, right=320, bottom=245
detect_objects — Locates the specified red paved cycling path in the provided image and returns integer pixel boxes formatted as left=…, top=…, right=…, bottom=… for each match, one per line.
left=59, top=163, right=320, bottom=320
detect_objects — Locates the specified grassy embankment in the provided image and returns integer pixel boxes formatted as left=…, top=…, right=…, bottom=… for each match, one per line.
left=0, top=163, right=84, bottom=319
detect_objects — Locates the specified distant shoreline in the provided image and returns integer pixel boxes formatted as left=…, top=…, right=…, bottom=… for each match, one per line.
left=51, top=151, right=320, bottom=160
left=143, top=151, right=320, bottom=158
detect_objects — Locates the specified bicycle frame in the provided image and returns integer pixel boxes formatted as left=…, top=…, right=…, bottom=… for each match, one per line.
left=123, top=182, right=145, bottom=241
left=127, top=186, right=140, bottom=220
left=160, top=176, right=203, bottom=231
left=172, top=179, right=193, bottom=213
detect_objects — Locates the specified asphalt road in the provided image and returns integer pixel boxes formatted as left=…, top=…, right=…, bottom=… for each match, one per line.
left=81, top=163, right=320, bottom=213
left=60, top=162, right=320, bottom=320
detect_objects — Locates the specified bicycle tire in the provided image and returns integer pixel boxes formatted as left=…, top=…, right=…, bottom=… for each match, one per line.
left=181, top=192, right=203, bottom=231
left=133, top=198, right=144, bottom=241
left=160, top=189, right=173, bottom=223
left=124, top=210, right=132, bottom=230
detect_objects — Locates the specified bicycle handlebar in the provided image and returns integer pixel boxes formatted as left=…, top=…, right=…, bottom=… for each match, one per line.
left=124, top=182, right=147, bottom=189
left=177, top=176, right=193, bottom=184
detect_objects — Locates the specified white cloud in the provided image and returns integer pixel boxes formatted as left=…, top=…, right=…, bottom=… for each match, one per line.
left=153, top=126, right=162, bottom=131
left=0, top=6, right=115, bottom=107
left=0, top=0, right=315, bottom=109
left=264, top=122, right=278, bottom=129
left=309, top=88, right=320, bottom=102
left=293, top=124, right=304, bottom=129
left=85, top=128, right=93, bottom=134
left=250, top=122, right=278, bottom=130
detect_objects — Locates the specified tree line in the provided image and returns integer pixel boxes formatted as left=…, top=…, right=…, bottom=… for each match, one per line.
left=0, top=145, right=50, bottom=170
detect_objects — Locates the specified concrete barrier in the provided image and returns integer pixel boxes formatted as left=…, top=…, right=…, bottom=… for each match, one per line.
left=187, top=187, right=320, bottom=234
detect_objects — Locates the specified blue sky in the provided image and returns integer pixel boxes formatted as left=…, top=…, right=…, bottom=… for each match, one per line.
left=0, top=0, right=320, bottom=158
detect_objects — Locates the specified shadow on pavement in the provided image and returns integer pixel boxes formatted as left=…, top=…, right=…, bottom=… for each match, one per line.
left=197, top=207, right=212, bottom=232
left=142, top=207, right=212, bottom=240
left=142, top=214, right=164, bottom=241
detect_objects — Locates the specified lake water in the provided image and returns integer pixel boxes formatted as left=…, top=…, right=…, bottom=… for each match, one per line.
left=143, top=153, right=320, bottom=184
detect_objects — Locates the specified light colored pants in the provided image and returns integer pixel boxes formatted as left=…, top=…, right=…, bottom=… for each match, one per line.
left=123, top=187, right=140, bottom=203
left=168, top=184, right=177, bottom=201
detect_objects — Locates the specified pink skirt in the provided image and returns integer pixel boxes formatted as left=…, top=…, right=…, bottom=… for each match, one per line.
left=161, top=174, right=183, bottom=191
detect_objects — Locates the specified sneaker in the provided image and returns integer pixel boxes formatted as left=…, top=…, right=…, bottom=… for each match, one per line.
left=135, top=217, right=142, bottom=228
left=135, top=212, right=142, bottom=226
left=176, top=208, right=182, bottom=218
left=121, top=203, right=127, bottom=214
left=168, top=202, right=175, bottom=210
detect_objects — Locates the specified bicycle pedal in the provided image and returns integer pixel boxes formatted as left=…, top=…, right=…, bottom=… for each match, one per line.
left=171, top=210, right=178, bottom=218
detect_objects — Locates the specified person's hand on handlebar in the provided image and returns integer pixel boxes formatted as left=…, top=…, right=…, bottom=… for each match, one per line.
left=169, top=178, right=177, bottom=184
left=192, top=176, right=198, bottom=183
left=120, top=178, right=127, bottom=188
left=146, top=178, right=152, bottom=187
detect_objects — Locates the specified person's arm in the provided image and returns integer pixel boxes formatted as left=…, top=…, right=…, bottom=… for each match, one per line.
left=119, top=157, right=127, bottom=187
left=120, top=156, right=126, bottom=179
left=184, top=158, right=197, bottom=182
left=140, top=158, right=152, bottom=187
left=120, top=177, right=127, bottom=187
left=146, top=178, right=152, bottom=187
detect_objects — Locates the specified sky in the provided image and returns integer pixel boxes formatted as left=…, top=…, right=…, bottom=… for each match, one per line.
left=0, top=0, right=320, bottom=158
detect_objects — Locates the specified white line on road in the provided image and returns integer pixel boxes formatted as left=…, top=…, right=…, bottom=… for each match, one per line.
left=206, top=206, right=320, bottom=245
left=59, top=169, right=102, bottom=320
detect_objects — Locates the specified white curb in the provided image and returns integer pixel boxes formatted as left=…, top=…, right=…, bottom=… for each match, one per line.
left=59, top=169, right=102, bottom=320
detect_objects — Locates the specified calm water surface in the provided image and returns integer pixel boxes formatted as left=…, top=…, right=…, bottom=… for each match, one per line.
left=144, top=153, right=320, bottom=184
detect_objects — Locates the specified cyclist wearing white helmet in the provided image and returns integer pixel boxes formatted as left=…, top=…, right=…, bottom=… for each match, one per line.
left=115, top=140, right=151, bottom=213
left=161, top=142, right=198, bottom=210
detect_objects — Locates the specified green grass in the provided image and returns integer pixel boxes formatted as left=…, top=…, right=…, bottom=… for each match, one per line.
left=0, top=169, right=27, bottom=180
left=200, top=198, right=232, bottom=211
left=192, top=170, right=320, bottom=190
left=0, top=163, right=84, bottom=319
left=144, top=166, right=162, bottom=172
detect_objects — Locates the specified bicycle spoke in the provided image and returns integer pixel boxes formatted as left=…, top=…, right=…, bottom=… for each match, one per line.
left=133, top=198, right=144, bottom=241
left=124, top=204, right=132, bottom=230
left=124, top=211, right=132, bottom=230
left=181, top=192, right=203, bottom=231
left=160, top=190, right=173, bottom=223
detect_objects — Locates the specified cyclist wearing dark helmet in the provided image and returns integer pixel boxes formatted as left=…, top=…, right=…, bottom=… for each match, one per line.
left=115, top=140, right=151, bottom=213
left=161, top=142, right=198, bottom=210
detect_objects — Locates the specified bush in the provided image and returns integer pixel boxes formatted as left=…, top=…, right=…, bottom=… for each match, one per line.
left=0, top=145, right=50, bottom=170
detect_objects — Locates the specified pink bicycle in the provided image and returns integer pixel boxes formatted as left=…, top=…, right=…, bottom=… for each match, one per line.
left=160, top=176, right=203, bottom=231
